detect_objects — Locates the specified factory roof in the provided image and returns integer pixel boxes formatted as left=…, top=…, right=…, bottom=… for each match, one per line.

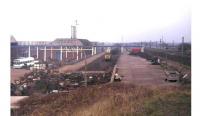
left=11, top=37, right=92, bottom=46
left=52, top=38, right=91, bottom=46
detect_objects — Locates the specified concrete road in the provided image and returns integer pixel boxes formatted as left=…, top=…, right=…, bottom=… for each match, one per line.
left=116, top=52, right=177, bottom=86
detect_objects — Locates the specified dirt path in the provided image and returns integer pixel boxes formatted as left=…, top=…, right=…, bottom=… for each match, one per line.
left=11, top=53, right=105, bottom=83
left=11, top=69, right=31, bottom=83
left=116, top=52, right=177, bottom=86
left=59, top=52, right=105, bottom=73
left=11, top=96, right=29, bottom=109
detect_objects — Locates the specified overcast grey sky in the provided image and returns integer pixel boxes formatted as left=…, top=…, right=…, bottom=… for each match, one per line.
left=0, top=0, right=191, bottom=43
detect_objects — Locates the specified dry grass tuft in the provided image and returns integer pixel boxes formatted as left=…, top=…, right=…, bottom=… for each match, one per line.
left=15, top=83, right=190, bottom=116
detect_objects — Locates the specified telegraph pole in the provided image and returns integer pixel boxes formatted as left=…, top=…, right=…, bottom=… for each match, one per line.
left=150, top=40, right=151, bottom=48
left=156, top=41, right=158, bottom=48
left=121, top=35, right=124, bottom=53
left=162, top=35, right=164, bottom=49
left=84, top=51, right=87, bottom=86
left=182, top=36, right=184, bottom=57
left=181, top=36, right=184, bottom=64
left=160, top=39, right=162, bottom=49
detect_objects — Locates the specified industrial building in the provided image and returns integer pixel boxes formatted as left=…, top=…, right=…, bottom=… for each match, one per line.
left=10, top=35, right=100, bottom=64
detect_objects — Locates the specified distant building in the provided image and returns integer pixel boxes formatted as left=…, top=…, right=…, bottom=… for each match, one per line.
left=10, top=37, right=99, bottom=62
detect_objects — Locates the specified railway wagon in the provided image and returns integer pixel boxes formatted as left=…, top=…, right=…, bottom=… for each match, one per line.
left=129, top=47, right=143, bottom=55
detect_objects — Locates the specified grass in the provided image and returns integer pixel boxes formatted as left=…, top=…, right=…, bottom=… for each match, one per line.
left=144, top=89, right=191, bottom=116
left=15, top=83, right=191, bottom=116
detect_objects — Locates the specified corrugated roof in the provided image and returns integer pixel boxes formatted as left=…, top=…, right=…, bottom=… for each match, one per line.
left=78, top=39, right=92, bottom=46
left=17, top=41, right=51, bottom=46
left=52, top=38, right=91, bottom=46
left=10, top=37, right=91, bottom=46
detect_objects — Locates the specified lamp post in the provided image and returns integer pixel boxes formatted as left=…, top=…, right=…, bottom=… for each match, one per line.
left=84, top=51, right=87, bottom=86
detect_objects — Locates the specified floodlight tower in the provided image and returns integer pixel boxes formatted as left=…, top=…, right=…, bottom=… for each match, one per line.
left=71, top=20, right=79, bottom=39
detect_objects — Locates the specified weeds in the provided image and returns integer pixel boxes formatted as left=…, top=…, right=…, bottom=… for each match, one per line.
left=15, top=83, right=191, bottom=116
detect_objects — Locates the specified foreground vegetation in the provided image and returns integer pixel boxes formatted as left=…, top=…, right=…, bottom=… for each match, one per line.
left=13, top=83, right=191, bottom=116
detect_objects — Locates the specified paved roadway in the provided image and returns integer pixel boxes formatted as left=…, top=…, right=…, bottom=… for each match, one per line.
left=116, top=52, right=177, bottom=86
